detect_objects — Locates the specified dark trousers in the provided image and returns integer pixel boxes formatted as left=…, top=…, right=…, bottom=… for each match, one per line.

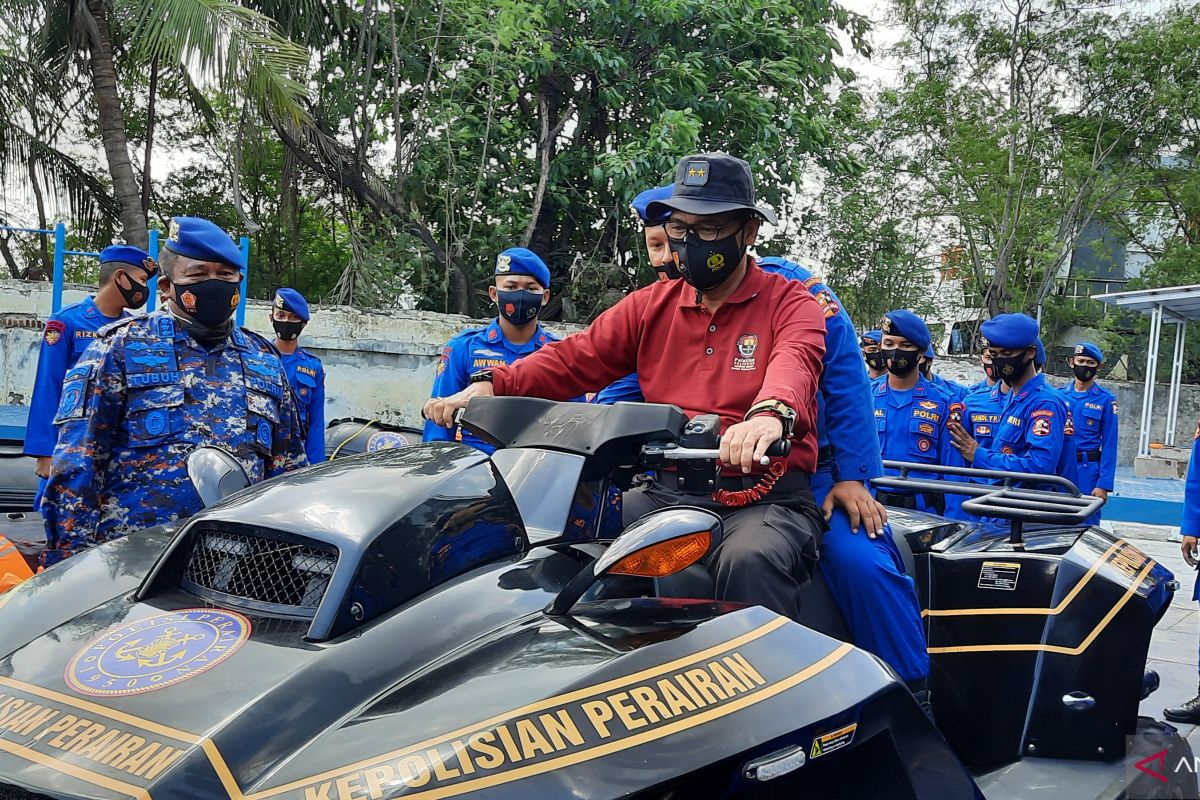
left=622, top=481, right=821, bottom=621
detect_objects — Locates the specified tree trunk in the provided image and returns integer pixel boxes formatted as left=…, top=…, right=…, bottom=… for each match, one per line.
left=141, top=56, right=159, bottom=219
left=83, top=0, right=148, bottom=248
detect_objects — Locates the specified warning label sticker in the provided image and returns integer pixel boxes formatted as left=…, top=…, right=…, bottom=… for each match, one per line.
left=978, top=561, right=1021, bottom=591
left=810, top=722, right=857, bottom=758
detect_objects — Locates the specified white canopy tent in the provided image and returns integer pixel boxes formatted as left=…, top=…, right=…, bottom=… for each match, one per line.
left=1093, top=285, right=1200, bottom=457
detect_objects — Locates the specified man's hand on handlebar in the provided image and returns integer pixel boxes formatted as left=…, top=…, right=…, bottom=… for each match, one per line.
left=823, top=481, right=887, bottom=539
left=423, top=382, right=495, bottom=428
left=720, top=415, right=784, bottom=474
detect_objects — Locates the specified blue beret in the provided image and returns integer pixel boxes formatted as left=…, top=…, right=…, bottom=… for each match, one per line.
left=1073, top=341, right=1104, bottom=362
left=99, top=245, right=153, bottom=270
left=274, top=288, right=310, bottom=321
left=981, top=313, right=1039, bottom=350
left=630, top=185, right=673, bottom=225
left=860, top=329, right=882, bottom=346
left=925, top=343, right=936, bottom=359
left=164, top=217, right=244, bottom=270
left=1035, top=339, right=1047, bottom=367
left=881, top=310, right=932, bottom=351
left=494, top=247, right=550, bottom=288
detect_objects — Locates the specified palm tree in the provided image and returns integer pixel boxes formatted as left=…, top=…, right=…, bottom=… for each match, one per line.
left=2, top=0, right=313, bottom=247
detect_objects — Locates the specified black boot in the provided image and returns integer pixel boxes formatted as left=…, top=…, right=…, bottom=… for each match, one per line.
left=1163, top=682, right=1200, bottom=724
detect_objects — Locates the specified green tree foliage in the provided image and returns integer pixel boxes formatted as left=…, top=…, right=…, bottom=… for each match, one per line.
left=281, top=0, right=868, bottom=316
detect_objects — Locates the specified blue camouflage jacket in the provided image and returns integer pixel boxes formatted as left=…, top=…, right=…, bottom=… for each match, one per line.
left=281, top=348, right=326, bottom=464
left=24, top=296, right=129, bottom=457
left=40, top=310, right=308, bottom=565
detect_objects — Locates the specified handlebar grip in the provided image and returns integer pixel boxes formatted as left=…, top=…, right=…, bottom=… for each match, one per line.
left=764, top=439, right=791, bottom=458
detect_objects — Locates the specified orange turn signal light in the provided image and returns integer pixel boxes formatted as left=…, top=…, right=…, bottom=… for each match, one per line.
left=607, top=532, right=712, bottom=578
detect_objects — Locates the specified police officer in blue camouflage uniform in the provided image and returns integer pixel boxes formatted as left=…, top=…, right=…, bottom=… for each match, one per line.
left=860, top=329, right=886, bottom=381
left=1058, top=342, right=1117, bottom=524
left=873, top=311, right=953, bottom=513
left=424, top=247, right=560, bottom=454
left=39, top=217, right=307, bottom=566
left=24, top=246, right=156, bottom=499
left=947, top=314, right=1067, bottom=489
left=271, top=288, right=326, bottom=465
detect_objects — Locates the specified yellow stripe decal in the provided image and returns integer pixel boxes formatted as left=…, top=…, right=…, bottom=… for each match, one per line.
left=389, top=643, right=854, bottom=800
left=921, top=538, right=1128, bottom=618
left=250, top=616, right=791, bottom=799
left=0, top=736, right=152, bottom=800
left=927, top=560, right=1154, bottom=655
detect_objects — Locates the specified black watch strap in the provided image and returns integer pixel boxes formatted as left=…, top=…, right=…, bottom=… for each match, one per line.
left=469, top=369, right=494, bottom=384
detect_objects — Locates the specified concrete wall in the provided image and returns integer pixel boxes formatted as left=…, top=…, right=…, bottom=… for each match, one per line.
left=933, top=355, right=1195, bottom=467
left=1, top=279, right=1193, bottom=466
left=0, top=280, right=581, bottom=429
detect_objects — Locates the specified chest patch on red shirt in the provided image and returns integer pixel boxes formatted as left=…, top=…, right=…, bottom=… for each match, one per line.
left=732, top=333, right=759, bottom=372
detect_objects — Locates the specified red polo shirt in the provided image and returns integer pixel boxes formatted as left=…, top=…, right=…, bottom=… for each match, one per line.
left=491, top=261, right=827, bottom=473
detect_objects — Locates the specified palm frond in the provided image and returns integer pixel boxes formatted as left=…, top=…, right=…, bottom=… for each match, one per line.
left=0, top=121, right=119, bottom=239
left=121, top=0, right=312, bottom=130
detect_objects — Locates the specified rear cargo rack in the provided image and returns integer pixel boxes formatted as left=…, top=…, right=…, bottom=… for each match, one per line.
left=874, top=461, right=1103, bottom=545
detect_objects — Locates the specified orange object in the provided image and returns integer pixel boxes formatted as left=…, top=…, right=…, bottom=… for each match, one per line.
left=0, top=535, right=34, bottom=594
left=608, top=532, right=712, bottom=578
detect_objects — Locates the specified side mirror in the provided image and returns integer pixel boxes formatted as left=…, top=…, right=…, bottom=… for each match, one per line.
left=548, top=506, right=723, bottom=615
left=186, top=447, right=251, bottom=508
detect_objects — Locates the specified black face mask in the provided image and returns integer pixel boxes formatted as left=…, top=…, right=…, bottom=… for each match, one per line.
left=1072, top=364, right=1098, bottom=383
left=653, top=260, right=682, bottom=282
left=496, top=289, right=542, bottom=326
left=173, top=278, right=240, bottom=328
left=883, top=348, right=920, bottom=377
left=115, top=271, right=150, bottom=309
left=982, top=361, right=997, bottom=381
left=864, top=351, right=886, bottom=371
left=272, top=318, right=305, bottom=341
left=668, top=224, right=746, bottom=292
left=994, top=353, right=1033, bottom=387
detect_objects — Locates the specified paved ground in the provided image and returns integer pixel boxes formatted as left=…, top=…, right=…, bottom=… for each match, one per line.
left=1115, top=519, right=1200, bottom=749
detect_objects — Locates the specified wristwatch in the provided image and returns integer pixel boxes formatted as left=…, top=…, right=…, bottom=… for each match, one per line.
left=745, top=400, right=797, bottom=438
left=469, top=369, right=494, bottom=384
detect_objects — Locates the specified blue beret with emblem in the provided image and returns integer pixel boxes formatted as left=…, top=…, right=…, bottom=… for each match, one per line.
left=1073, top=341, right=1104, bottom=363
left=630, top=185, right=673, bottom=225
left=1035, top=338, right=1047, bottom=367
left=980, top=313, right=1039, bottom=351
left=99, top=245, right=154, bottom=271
left=860, top=329, right=882, bottom=346
left=274, top=287, right=310, bottom=321
left=164, top=216, right=244, bottom=270
left=881, top=310, right=932, bottom=351
left=494, top=247, right=551, bottom=288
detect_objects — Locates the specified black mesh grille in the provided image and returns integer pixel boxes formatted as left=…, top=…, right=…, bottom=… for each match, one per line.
left=182, top=529, right=337, bottom=617
left=0, top=785, right=53, bottom=800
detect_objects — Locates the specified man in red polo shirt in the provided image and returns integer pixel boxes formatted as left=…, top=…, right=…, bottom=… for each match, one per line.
left=425, top=153, right=827, bottom=619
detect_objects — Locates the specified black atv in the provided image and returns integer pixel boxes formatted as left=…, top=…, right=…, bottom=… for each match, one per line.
left=0, top=398, right=1189, bottom=799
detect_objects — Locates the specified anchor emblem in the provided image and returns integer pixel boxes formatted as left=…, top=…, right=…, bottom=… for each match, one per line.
left=113, top=626, right=206, bottom=669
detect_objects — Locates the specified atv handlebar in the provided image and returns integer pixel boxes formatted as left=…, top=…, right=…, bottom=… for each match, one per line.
left=640, top=438, right=791, bottom=466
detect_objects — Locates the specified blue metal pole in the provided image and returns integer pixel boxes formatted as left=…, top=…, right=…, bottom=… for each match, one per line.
left=237, top=236, right=250, bottom=327
left=147, top=229, right=159, bottom=313
left=52, top=222, right=66, bottom=313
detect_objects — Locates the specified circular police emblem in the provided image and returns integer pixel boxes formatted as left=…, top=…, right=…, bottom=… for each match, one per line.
left=144, top=409, right=168, bottom=436
left=366, top=431, right=412, bottom=452
left=917, top=437, right=932, bottom=453
left=65, top=609, right=250, bottom=697
left=257, top=421, right=272, bottom=448
left=58, top=386, right=81, bottom=418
